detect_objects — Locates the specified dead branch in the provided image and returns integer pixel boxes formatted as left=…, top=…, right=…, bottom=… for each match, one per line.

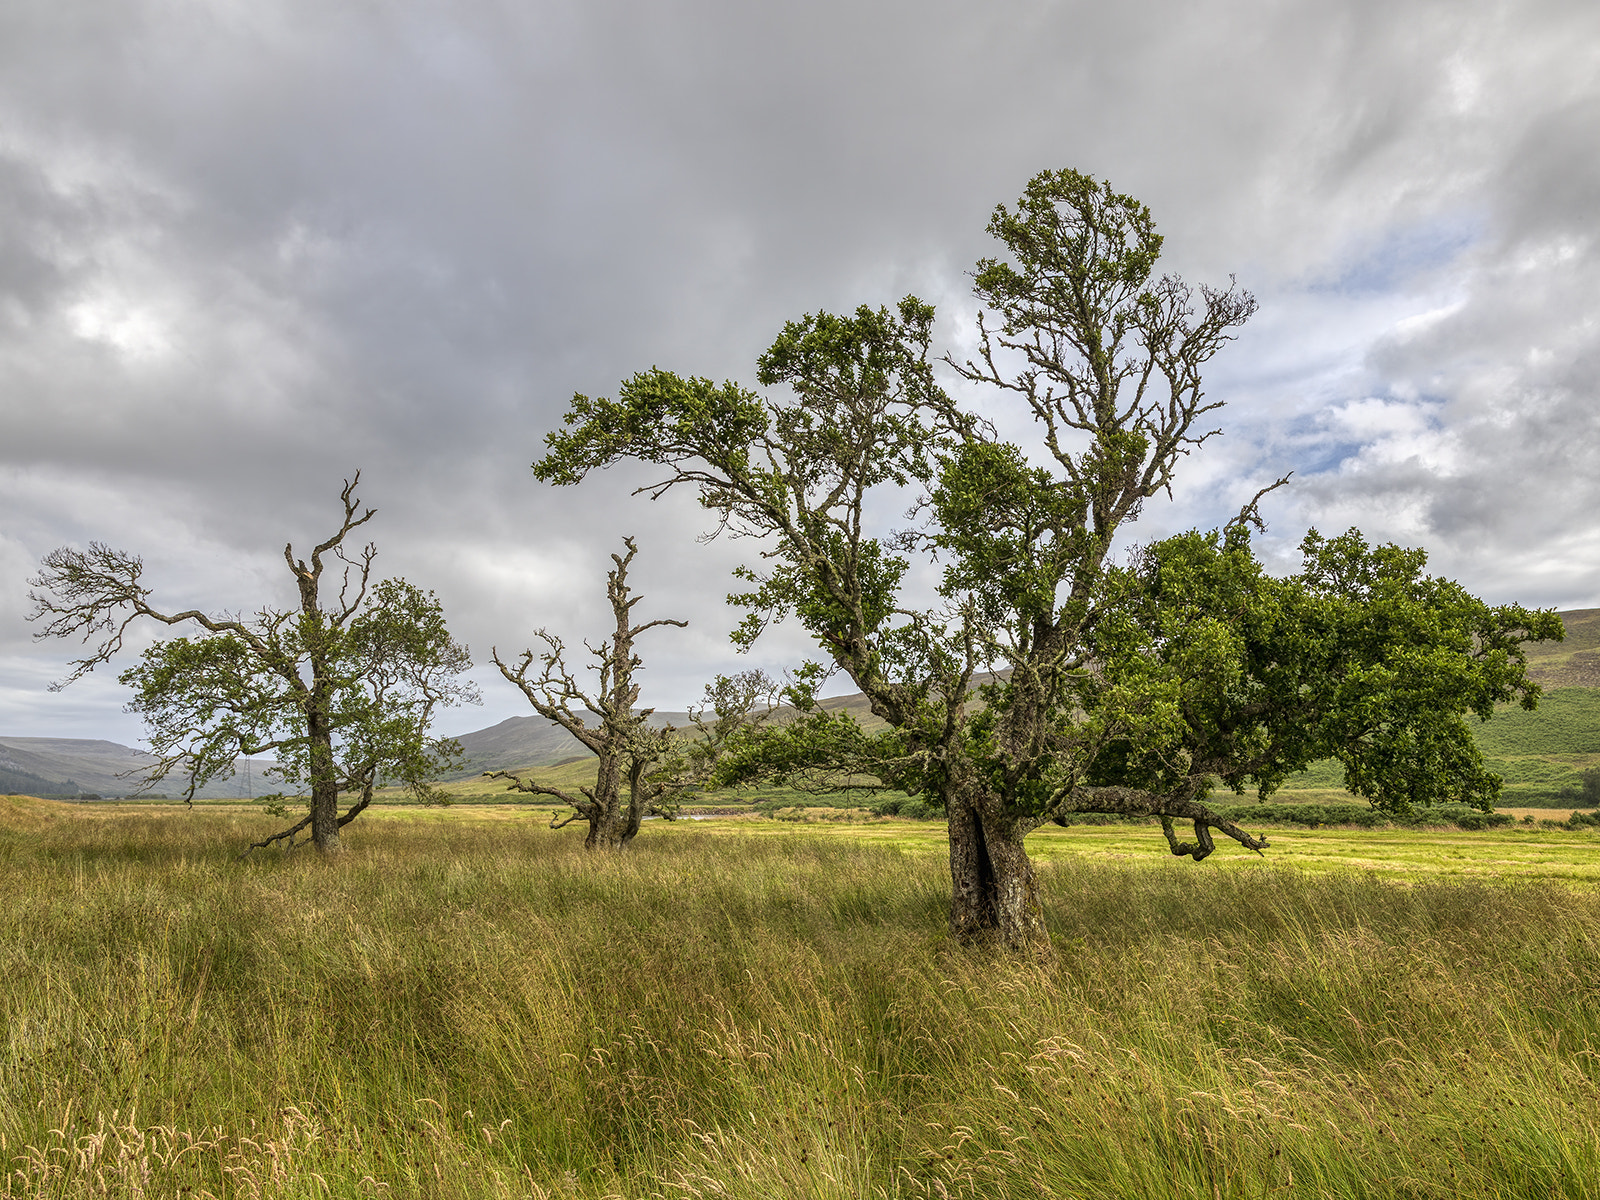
left=483, top=769, right=593, bottom=814
left=239, top=812, right=314, bottom=858
left=1225, top=473, right=1294, bottom=538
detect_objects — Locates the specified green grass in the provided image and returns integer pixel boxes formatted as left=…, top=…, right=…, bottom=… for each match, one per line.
left=1468, top=689, right=1600, bottom=805
left=1474, top=689, right=1600, bottom=757
left=4, top=796, right=1600, bottom=1197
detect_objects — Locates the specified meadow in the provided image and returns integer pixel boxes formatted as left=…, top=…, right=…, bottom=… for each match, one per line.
left=3, top=796, right=1600, bottom=1198
left=1261, top=688, right=1600, bottom=808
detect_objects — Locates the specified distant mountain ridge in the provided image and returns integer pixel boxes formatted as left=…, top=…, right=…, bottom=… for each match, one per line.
left=440, top=691, right=884, bottom=778
left=0, top=737, right=273, bottom=799
left=442, top=610, right=1595, bottom=776
left=440, top=709, right=687, bottom=780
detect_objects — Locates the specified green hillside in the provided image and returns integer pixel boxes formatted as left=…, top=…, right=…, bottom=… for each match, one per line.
left=804, top=651, right=1598, bottom=808
left=1474, top=687, right=1600, bottom=758
left=1521, top=607, right=1600, bottom=687
left=228, top=613, right=1600, bottom=810
left=1271, top=688, right=1600, bottom=807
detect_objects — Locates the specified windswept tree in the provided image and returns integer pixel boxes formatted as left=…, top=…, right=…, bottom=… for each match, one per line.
left=533, top=168, right=1558, bottom=952
left=29, top=475, right=479, bottom=854
left=490, top=537, right=687, bottom=850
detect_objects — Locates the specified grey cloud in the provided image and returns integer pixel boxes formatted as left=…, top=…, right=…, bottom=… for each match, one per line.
left=3, top=0, right=1599, bottom=740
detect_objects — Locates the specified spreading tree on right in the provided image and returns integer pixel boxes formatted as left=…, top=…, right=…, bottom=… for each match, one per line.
left=535, top=168, right=1561, bottom=954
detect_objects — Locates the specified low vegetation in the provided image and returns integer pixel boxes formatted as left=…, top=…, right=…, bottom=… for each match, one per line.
left=3, top=797, right=1599, bottom=1198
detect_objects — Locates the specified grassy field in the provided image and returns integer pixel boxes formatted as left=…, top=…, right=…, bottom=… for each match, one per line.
left=3, top=796, right=1600, bottom=1198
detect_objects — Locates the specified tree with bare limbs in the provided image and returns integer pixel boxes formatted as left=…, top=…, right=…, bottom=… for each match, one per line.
left=489, top=537, right=688, bottom=850
left=534, top=167, right=1561, bottom=954
left=29, top=475, right=479, bottom=855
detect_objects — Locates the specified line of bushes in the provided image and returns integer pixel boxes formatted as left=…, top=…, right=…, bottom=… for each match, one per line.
left=866, top=795, right=941, bottom=820
left=1546, top=808, right=1600, bottom=831
left=870, top=795, right=1600, bottom=832
left=1056, top=803, right=1600, bottom=831
left=1212, top=802, right=1523, bottom=830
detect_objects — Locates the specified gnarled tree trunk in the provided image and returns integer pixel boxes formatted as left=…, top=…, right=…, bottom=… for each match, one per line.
left=493, top=537, right=685, bottom=851
left=307, top=695, right=343, bottom=855
left=945, top=784, right=1050, bottom=954
left=580, top=751, right=633, bottom=850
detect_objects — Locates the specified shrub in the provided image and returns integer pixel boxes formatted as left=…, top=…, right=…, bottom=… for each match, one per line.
left=1207, top=803, right=1513, bottom=832
left=870, top=796, right=940, bottom=820
left=1582, top=769, right=1600, bottom=806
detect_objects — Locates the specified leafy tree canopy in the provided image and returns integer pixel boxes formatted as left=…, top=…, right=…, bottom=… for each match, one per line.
left=534, top=168, right=1560, bottom=950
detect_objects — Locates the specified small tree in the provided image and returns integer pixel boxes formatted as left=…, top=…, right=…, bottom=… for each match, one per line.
left=29, top=475, right=478, bottom=854
left=533, top=168, right=1560, bottom=952
left=489, top=537, right=687, bottom=849
left=680, top=668, right=784, bottom=785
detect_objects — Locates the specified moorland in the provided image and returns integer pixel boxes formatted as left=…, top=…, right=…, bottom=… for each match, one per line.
left=3, top=796, right=1600, bottom=1198
left=5, top=613, right=1600, bottom=1197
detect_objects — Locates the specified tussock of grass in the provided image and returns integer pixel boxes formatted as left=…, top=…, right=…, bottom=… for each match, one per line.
left=3, top=804, right=1599, bottom=1197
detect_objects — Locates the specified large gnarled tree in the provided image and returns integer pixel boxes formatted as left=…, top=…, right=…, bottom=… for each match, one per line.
left=533, top=169, right=1559, bottom=951
left=29, top=475, right=478, bottom=854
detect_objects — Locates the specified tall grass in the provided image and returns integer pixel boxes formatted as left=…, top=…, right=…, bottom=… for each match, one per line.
left=2, top=800, right=1599, bottom=1197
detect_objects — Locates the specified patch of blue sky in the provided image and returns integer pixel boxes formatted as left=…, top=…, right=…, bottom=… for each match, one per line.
left=1289, top=436, right=1365, bottom=477
left=1308, top=211, right=1483, bottom=297
left=1276, top=385, right=1450, bottom=475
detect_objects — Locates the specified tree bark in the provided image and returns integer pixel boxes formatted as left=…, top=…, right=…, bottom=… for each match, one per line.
left=307, top=710, right=342, bottom=855
left=574, top=756, right=658, bottom=849
left=581, top=749, right=626, bottom=850
left=945, top=786, right=1049, bottom=955
left=493, top=536, right=684, bottom=853
left=621, top=759, right=650, bottom=845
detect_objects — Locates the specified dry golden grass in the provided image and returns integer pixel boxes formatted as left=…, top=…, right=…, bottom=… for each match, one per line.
left=3, top=800, right=1599, bottom=1197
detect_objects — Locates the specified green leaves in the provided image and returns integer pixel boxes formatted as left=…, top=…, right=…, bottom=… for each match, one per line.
left=115, top=576, right=474, bottom=804
left=536, top=296, right=966, bottom=734
left=120, top=632, right=290, bottom=800
left=928, top=439, right=1089, bottom=624
left=1090, top=526, right=1563, bottom=814
left=533, top=164, right=1560, bottom=887
left=535, top=372, right=768, bottom=486
left=712, top=706, right=923, bottom=799
left=33, top=478, right=478, bottom=826
left=975, top=168, right=1164, bottom=330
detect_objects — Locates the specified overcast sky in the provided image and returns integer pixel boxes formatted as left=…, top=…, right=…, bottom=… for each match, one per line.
left=3, top=0, right=1598, bottom=746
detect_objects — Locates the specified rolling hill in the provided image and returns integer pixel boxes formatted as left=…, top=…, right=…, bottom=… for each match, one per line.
left=441, top=613, right=1596, bottom=800
left=1521, top=607, right=1600, bottom=688
left=439, top=689, right=887, bottom=779
left=0, top=738, right=275, bottom=800
left=439, top=712, right=679, bottom=780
